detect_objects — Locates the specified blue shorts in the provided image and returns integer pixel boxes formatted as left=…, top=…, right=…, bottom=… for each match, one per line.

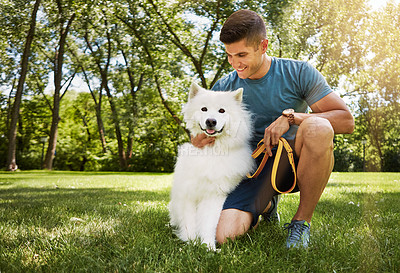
left=222, top=139, right=299, bottom=227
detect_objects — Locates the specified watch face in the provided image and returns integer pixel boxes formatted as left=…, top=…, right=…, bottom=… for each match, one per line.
left=283, top=109, right=294, bottom=115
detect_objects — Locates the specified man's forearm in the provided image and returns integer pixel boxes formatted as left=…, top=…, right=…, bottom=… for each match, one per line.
left=293, top=110, right=355, bottom=134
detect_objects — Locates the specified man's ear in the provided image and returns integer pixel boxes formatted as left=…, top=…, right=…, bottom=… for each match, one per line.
left=189, top=82, right=202, bottom=101
left=261, top=39, right=269, bottom=53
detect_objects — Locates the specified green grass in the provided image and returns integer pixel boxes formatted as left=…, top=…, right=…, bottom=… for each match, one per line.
left=0, top=171, right=399, bottom=272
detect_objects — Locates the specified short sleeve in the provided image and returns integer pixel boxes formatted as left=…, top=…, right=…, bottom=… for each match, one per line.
left=299, top=62, right=332, bottom=106
left=211, top=80, right=221, bottom=91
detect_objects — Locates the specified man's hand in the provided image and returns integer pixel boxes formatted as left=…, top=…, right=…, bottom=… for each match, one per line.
left=264, top=115, right=290, bottom=156
left=191, top=133, right=215, bottom=148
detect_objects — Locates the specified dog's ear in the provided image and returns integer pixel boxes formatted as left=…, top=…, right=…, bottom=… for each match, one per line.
left=189, top=82, right=202, bottom=101
left=232, top=88, right=243, bottom=103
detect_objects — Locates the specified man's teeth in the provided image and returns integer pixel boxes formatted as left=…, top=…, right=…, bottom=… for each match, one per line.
left=237, top=67, right=246, bottom=71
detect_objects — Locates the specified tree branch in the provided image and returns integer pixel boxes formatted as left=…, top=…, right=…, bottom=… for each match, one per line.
left=60, top=70, right=76, bottom=100
left=200, top=0, right=221, bottom=65
left=30, top=69, right=53, bottom=111
left=210, top=56, right=228, bottom=88
left=145, top=0, right=206, bottom=86
left=118, top=15, right=190, bottom=138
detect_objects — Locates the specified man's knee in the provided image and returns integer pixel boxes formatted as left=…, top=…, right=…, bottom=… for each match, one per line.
left=216, top=209, right=252, bottom=244
left=299, top=116, right=334, bottom=140
left=296, top=117, right=334, bottom=156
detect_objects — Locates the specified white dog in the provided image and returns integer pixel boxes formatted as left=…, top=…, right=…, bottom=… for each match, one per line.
left=169, top=82, right=254, bottom=250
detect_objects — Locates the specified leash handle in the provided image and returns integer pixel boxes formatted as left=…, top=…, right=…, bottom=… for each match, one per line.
left=246, top=138, right=269, bottom=179
left=247, top=137, right=297, bottom=194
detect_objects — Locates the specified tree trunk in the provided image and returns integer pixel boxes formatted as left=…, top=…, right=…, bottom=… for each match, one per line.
left=103, top=80, right=127, bottom=169
left=81, top=67, right=107, bottom=153
left=43, top=12, right=76, bottom=170
left=121, top=48, right=144, bottom=162
left=6, top=0, right=41, bottom=171
left=95, top=92, right=107, bottom=153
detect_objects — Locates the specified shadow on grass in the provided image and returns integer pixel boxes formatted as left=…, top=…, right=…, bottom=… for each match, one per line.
left=0, top=170, right=170, bottom=176
left=0, top=186, right=176, bottom=272
left=0, top=186, right=170, bottom=230
left=325, top=182, right=359, bottom=188
left=0, top=186, right=169, bottom=203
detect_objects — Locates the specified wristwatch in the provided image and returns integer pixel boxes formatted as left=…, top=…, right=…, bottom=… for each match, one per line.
left=282, top=108, right=295, bottom=126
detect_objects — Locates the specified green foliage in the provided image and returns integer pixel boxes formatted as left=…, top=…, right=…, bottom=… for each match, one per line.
left=0, top=0, right=399, bottom=171
left=0, top=92, right=8, bottom=167
left=8, top=94, right=52, bottom=170
left=53, top=92, right=100, bottom=171
left=333, top=135, right=363, bottom=172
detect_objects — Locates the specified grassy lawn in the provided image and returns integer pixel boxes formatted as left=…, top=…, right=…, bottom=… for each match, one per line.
left=0, top=171, right=399, bottom=272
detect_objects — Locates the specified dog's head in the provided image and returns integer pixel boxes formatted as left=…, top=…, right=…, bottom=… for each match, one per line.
left=183, top=82, right=245, bottom=138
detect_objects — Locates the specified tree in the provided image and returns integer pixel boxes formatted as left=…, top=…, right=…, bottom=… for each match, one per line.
left=6, top=0, right=41, bottom=171
left=79, top=63, right=108, bottom=153
left=113, top=30, right=146, bottom=162
left=43, top=0, right=76, bottom=170
left=54, top=91, right=100, bottom=171
left=351, top=1, right=400, bottom=171
left=82, top=8, right=129, bottom=170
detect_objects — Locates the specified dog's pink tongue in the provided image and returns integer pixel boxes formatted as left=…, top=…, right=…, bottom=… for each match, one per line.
left=206, top=129, right=215, bottom=135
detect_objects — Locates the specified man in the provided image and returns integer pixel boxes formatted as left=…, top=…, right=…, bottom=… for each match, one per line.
left=192, top=9, right=354, bottom=248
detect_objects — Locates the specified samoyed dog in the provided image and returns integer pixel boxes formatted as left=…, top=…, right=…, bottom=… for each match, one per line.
left=169, top=82, right=254, bottom=250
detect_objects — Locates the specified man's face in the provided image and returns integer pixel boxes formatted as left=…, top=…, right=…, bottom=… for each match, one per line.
left=225, top=39, right=268, bottom=80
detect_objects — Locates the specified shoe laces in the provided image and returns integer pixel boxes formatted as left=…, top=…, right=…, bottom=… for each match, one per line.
left=284, top=221, right=309, bottom=241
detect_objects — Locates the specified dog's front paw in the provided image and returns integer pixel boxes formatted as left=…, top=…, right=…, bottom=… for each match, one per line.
left=202, top=241, right=217, bottom=251
left=175, top=227, right=197, bottom=243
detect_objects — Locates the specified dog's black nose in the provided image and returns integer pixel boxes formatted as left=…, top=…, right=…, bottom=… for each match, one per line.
left=206, top=118, right=217, bottom=128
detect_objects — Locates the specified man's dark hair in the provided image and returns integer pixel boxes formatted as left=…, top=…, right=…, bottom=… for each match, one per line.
left=220, top=10, right=267, bottom=48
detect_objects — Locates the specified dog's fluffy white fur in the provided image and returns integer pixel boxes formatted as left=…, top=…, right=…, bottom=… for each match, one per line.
left=169, top=82, right=254, bottom=250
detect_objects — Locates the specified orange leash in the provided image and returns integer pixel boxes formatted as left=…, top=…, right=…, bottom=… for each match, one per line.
left=247, top=137, right=297, bottom=194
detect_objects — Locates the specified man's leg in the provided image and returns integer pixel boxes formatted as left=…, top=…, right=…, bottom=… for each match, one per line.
left=216, top=209, right=253, bottom=244
left=215, top=199, right=278, bottom=244
left=293, top=116, right=334, bottom=223
left=216, top=116, right=334, bottom=245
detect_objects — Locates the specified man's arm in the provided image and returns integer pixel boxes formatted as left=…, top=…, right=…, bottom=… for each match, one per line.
left=294, top=92, right=354, bottom=134
left=264, top=92, right=354, bottom=156
left=191, top=133, right=215, bottom=148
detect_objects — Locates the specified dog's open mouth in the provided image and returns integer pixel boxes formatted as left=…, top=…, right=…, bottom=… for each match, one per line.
left=200, top=126, right=224, bottom=136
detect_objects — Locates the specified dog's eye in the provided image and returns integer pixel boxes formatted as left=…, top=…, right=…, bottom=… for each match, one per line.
left=219, top=108, right=225, bottom=113
left=201, top=107, right=207, bottom=112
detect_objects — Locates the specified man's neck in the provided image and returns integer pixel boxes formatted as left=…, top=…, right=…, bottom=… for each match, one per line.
left=249, top=54, right=272, bottom=80
left=263, top=54, right=272, bottom=76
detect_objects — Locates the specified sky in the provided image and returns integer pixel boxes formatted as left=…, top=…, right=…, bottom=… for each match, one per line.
left=369, top=0, right=399, bottom=10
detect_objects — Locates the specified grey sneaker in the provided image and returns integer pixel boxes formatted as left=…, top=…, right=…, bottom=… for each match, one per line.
left=284, top=220, right=311, bottom=248
left=262, top=195, right=280, bottom=223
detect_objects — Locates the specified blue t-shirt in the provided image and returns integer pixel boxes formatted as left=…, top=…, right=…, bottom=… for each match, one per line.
left=212, top=57, right=332, bottom=145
